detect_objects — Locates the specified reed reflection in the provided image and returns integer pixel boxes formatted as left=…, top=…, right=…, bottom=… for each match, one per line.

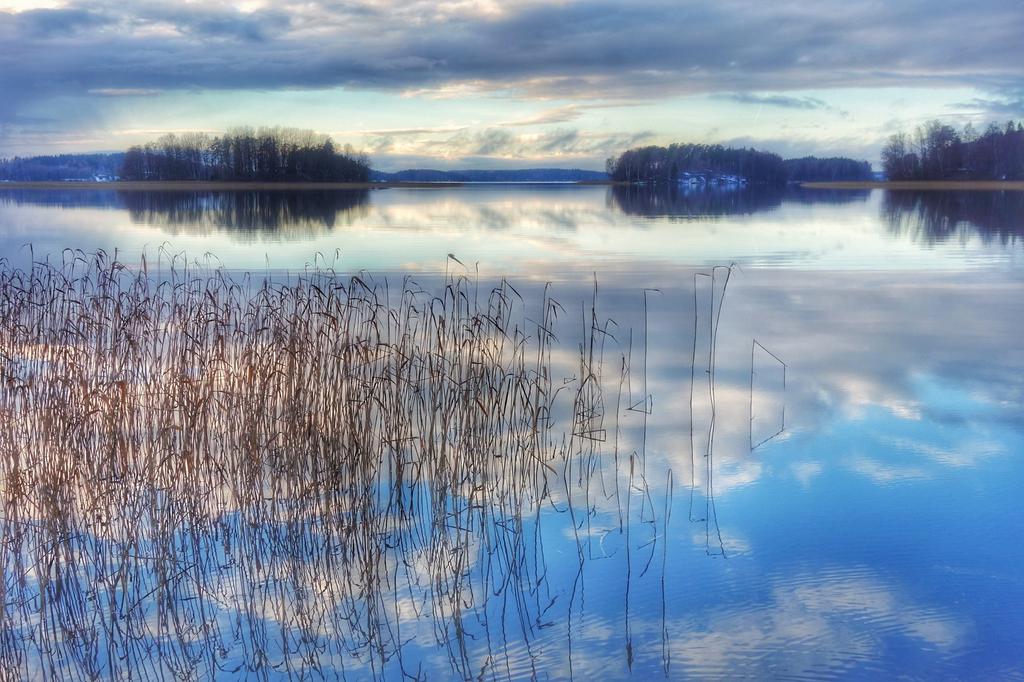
left=0, top=251, right=756, bottom=679
left=3, top=250, right=1023, bottom=678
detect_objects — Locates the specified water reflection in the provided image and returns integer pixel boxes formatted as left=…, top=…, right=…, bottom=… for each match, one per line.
left=0, top=188, right=134, bottom=208
left=0, top=255, right=745, bottom=679
left=2, top=185, right=1024, bottom=677
left=125, top=190, right=370, bottom=234
left=782, top=185, right=874, bottom=205
left=609, top=184, right=785, bottom=217
left=883, top=190, right=1024, bottom=245
left=608, top=185, right=876, bottom=218
left=0, top=188, right=370, bottom=234
left=2, top=249, right=1023, bottom=678
left=1, top=186, right=1022, bottom=271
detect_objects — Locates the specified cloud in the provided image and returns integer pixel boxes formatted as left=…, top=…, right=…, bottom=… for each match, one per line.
left=722, top=134, right=880, bottom=161
left=14, top=7, right=112, bottom=36
left=538, top=128, right=579, bottom=152
left=471, top=128, right=516, bottom=155
left=2, top=0, right=1023, bottom=159
left=791, top=461, right=823, bottom=486
left=1, top=0, right=1022, bottom=116
left=504, top=105, right=584, bottom=127
left=716, top=92, right=829, bottom=110
left=954, top=86, right=1024, bottom=118
left=364, top=126, right=655, bottom=167
left=87, top=88, right=161, bottom=97
left=670, top=568, right=968, bottom=677
left=848, top=455, right=929, bottom=484
left=961, top=98, right=1024, bottom=117
left=337, top=126, right=468, bottom=137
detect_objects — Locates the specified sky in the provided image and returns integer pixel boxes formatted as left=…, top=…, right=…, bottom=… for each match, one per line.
left=0, top=0, right=1022, bottom=170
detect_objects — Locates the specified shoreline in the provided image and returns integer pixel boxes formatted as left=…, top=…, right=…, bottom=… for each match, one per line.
left=0, top=180, right=626, bottom=191
left=0, top=180, right=467, bottom=191
left=800, top=180, right=1024, bottom=191
left=4, top=179, right=1023, bottom=191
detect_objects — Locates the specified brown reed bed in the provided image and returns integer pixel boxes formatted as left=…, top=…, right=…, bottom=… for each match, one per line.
left=0, top=250, right=749, bottom=680
left=0, top=250, right=644, bottom=680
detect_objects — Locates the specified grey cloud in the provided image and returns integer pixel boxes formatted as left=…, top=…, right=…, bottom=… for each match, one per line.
left=149, top=5, right=293, bottom=42
left=362, top=127, right=656, bottom=169
left=539, top=129, right=580, bottom=153
left=722, top=134, right=882, bottom=162
left=356, top=127, right=468, bottom=136
left=535, top=128, right=655, bottom=155
left=717, top=93, right=829, bottom=110
left=470, top=127, right=655, bottom=158
left=504, top=106, right=583, bottom=127
left=1, top=0, right=1023, bottom=136
left=15, top=7, right=113, bottom=37
left=88, top=88, right=161, bottom=97
left=3, top=1, right=1023, bottom=102
left=954, top=86, right=1024, bottom=118
left=471, top=129, right=517, bottom=156
left=959, top=98, right=1024, bottom=116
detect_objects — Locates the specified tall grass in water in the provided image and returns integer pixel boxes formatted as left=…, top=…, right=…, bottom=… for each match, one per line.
left=0, top=250, right=653, bottom=680
left=0, top=251, right=756, bottom=679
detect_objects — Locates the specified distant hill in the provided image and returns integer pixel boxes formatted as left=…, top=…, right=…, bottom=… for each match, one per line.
left=371, top=168, right=608, bottom=182
left=0, top=153, right=124, bottom=181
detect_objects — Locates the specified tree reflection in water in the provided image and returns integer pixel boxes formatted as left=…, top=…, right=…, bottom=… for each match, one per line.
left=0, top=189, right=371, bottom=236
left=121, top=190, right=370, bottom=234
left=882, top=190, right=1024, bottom=245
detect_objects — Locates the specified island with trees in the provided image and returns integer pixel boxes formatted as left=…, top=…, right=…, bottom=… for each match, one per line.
left=605, top=144, right=873, bottom=185
left=606, top=144, right=787, bottom=185
left=119, top=128, right=372, bottom=183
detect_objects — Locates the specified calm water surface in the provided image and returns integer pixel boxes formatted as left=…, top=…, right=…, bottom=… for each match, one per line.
left=1, top=185, right=1023, bottom=679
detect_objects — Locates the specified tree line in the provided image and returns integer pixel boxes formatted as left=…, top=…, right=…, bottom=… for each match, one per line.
left=605, top=144, right=877, bottom=185
left=606, top=144, right=788, bottom=184
left=0, top=153, right=123, bottom=181
left=881, top=120, right=1024, bottom=181
left=119, top=127, right=371, bottom=182
left=783, top=156, right=872, bottom=182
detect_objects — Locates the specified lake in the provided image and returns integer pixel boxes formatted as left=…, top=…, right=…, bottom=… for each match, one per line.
left=1, top=184, right=1022, bottom=680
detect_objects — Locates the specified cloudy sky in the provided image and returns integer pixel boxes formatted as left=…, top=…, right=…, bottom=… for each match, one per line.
left=1, top=0, right=1022, bottom=169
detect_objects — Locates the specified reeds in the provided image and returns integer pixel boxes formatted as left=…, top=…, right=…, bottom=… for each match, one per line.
left=0, top=251, right=766, bottom=680
left=0, top=250, right=640, bottom=680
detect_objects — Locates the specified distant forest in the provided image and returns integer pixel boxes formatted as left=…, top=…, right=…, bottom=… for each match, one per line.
left=784, top=156, right=873, bottom=182
left=606, top=145, right=872, bottom=184
left=882, top=120, right=1024, bottom=181
left=371, top=168, right=608, bottom=182
left=0, top=153, right=123, bottom=181
left=120, top=128, right=371, bottom=182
